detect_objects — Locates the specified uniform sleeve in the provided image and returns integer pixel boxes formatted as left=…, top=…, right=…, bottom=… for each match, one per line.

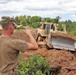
left=9, top=39, right=28, bottom=53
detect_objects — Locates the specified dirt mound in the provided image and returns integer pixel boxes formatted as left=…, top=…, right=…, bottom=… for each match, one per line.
left=11, top=29, right=76, bottom=75
left=22, top=48, right=76, bottom=75
left=11, top=29, right=37, bottom=42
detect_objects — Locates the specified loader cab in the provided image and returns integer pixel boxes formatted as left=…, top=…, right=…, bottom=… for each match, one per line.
left=38, top=22, right=57, bottom=36
left=40, top=22, right=56, bottom=34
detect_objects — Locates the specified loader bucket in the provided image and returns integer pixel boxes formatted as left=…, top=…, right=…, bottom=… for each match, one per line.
left=47, top=32, right=76, bottom=51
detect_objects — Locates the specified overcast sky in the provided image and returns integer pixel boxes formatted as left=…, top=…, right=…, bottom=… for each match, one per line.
left=0, top=0, right=76, bottom=21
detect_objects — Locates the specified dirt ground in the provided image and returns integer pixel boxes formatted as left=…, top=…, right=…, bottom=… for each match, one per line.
left=11, top=29, right=76, bottom=75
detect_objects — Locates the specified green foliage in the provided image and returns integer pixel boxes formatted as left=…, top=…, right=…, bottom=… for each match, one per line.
left=15, top=16, right=20, bottom=25
left=30, top=16, right=41, bottom=23
left=17, top=16, right=27, bottom=25
left=57, top=23, right=63, bottom=31
left=65, top=20, right=76, bottom=35
left=26, top=16, right=31, bottom=24
left=57, top=25, right=63, bottom=31
left=55, top=16, right=61, bottom=23
left=30, top=22, right=40, bottom=28
left=43, top=16, right=60, bottom=23
left=44, top=18, right=51, bottom=22
left=18, top=54, right=54, bottom=75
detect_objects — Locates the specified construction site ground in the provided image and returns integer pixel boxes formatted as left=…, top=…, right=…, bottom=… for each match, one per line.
left=11, top=29, right=76, bottom=75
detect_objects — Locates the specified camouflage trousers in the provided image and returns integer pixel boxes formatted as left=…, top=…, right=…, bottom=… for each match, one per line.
left=0, top=68, right=19, bottom=75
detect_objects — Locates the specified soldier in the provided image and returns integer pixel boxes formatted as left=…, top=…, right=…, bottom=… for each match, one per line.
left=0, top=16, right=38, bottom=75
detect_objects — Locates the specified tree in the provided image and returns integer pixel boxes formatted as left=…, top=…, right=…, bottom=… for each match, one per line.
left=44, top=17, right=51, bottom=22
left=26, top=16, right=31, bottom=24
left=55, top=16, right=61, bottom=23
left=30, top=16, right=41, bottom=23
left=30, top=22, right=40, bottom=28
left=17, top=15, right=27, bottom=25
left=15, top=16, right=20, bottom=25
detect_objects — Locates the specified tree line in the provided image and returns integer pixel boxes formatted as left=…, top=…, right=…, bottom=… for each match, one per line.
left=0, top=15, right=76, bottom=35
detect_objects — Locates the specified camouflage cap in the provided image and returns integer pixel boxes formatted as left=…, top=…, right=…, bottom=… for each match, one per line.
left=1, top=16, right=17, bottom=29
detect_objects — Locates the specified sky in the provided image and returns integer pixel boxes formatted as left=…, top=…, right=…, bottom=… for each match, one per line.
left=0, top=0, right=76, bottom=21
